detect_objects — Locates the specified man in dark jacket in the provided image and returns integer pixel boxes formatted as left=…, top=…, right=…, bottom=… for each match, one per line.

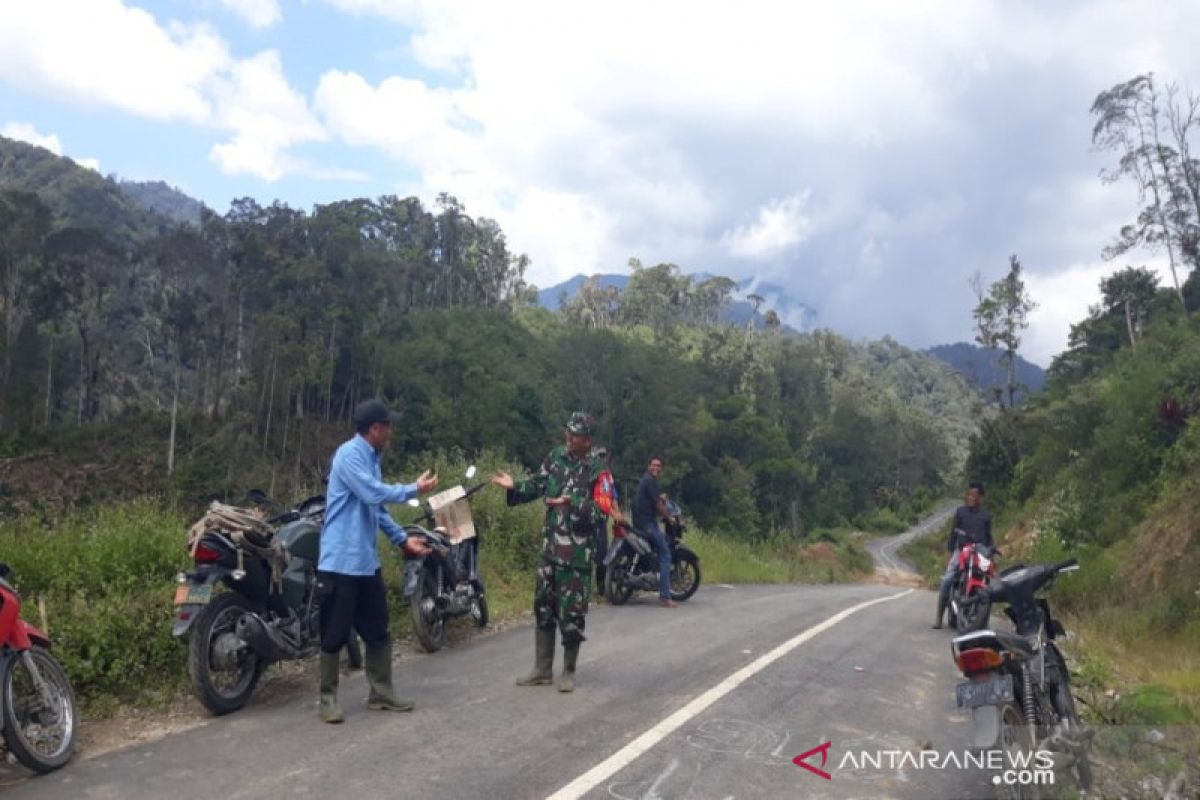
left=632, top=456, right=676, bottom=608
left=933, top=481, right=993, bottom=629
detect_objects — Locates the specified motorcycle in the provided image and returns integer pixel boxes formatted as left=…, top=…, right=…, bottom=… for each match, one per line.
left=173, top=490, right=338, bottom=715
left=0, top=563, right=77, bottom=773
left=951, top=558, right=1093, bottom=797
left=401, top=466, right=490, bottom=653
left=948, top=534, right=999, bottom=633
left=604, top=500, right=701, bottom=605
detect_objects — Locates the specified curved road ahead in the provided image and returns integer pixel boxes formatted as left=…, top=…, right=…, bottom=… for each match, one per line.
left=10, top=507, right=1019, bottom=800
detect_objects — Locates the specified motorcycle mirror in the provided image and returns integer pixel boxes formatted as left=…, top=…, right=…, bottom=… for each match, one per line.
left=465, top=465, right=477, bottom=480
left=407, top=498, right=421, bottom=508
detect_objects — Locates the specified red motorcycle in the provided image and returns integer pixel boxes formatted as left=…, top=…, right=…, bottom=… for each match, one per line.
left=948, top=538, right=999, bottom=633
left=0, top=563, right=77, bottom=772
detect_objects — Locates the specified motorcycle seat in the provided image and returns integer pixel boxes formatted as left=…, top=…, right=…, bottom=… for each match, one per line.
left=953, top=629, right=1038, bottom=661
left=991, top=629, right=1038, bottom=659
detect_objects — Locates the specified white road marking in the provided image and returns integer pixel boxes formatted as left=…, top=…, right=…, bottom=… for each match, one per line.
left=546, top=588, right=914, bottom=800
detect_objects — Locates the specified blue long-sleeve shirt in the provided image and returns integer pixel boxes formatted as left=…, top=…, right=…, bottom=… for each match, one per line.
left=318, top=434, right=418, bottom=575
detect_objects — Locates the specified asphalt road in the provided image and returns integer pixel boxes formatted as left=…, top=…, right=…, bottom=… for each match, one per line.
left=9, top=508, right=1028, bottom=800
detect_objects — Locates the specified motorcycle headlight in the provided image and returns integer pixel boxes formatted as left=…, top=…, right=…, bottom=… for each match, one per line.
left=976, top=556, right=991, bottom=571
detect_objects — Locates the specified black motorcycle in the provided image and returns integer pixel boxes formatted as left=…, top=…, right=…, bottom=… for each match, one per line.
left=172, top=491, right=356, bottom=714
left=950, top=558, right=1093, bottom=797
left=604, top=501, right=701, bottom=605
left=401, top=466, right=490, bottom=652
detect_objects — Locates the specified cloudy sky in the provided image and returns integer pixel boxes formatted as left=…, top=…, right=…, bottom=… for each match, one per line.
left=3, top=1, right=1198, bottom=364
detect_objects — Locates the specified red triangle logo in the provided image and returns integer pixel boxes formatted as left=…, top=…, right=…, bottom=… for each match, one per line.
left=793, top=741, right=833, bottom=781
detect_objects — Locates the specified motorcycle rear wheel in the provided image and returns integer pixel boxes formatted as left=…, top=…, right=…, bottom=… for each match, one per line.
left=996, top=701, right=1040, bottom=800
left=669, top=549, right=701, bottom=602
left=1, top=646, right=77, bottom=773
left=187, top=592, right=263, bottom=715
left=605, top=551, right=635, bottom=606
left=410, top=568, right=447, bottom=652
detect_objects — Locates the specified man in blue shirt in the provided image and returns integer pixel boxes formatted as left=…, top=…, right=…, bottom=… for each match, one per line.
left=317, top=399, right=437, bottom=724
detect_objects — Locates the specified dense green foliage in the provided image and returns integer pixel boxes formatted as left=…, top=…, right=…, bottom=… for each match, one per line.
left=0, top=137, right=978, bottom=534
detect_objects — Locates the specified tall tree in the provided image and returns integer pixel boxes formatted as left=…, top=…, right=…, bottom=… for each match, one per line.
left=1100, top=266, right=1159, bottom=348
left=1092, top=74, right=1193, bottom=314
left=972, top=256, right=1037, bottom=409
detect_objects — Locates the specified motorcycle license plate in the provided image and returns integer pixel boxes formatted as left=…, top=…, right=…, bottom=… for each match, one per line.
left=174, top=583, right=213, bottom=606
left=956, top=674, right=1014, bottom=709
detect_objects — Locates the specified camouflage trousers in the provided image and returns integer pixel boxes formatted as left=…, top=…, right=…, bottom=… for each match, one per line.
left=534, top=561, right=592, bottom=644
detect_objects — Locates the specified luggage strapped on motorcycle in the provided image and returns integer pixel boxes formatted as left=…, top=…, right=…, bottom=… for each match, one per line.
left=187, top=502, right=287, bottom=594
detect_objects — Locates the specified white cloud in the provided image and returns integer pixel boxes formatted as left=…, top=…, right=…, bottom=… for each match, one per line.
left=1022, top=261, right=1112, bottom=366
left=311, top=0, right=1200, bottom=351
left=1, top=122, right=62, bottom=155
left=74, top=157, right=101, bottom=172
left=209, top=51, right=326, bottom=181
left=721, top=194, right=813, bottom=260
left=0, top=1, right=225, bottom=122
left=0, top=1, right=331, bottom=183
left=218, top=0, right=282, bottom=29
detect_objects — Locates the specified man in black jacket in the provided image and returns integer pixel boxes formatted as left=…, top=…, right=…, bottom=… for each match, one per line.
left=933, top=481, right=992, bottom=629
left=633, top=456, right=676, bottom=608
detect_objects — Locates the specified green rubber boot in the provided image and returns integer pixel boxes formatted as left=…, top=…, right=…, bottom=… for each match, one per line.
left=516, top=627, right=556, bottom=686
left=365, top=642, right=414, bottom=712
left=319, top=651, right=345, bottom=724
left=558, top=641, right=580, bottom=693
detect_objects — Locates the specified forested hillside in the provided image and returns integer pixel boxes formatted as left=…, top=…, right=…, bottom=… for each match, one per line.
left=936, top=74, right=1200, bottom=727
left=925, top=342, right=1047, bottom=402
left=0, top=137, right=979, bottom=536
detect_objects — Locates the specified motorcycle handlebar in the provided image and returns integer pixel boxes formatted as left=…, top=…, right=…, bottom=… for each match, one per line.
left=1051, top=557, right=1079, bottom=573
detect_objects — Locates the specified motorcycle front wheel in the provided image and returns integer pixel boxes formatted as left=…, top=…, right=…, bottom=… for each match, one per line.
left=605, top=550, right=635, bottom=606
left=1047, top=648, right=1093, bottom=791
left=955, top=589, right=990, bottom=633
left=410, top=568, right=447, bottom=652
left=470, top=592, right=489, bottom=628
left=669, top=549, right=701, bottom=602
left=1, top=646, right=77, bottom=773
left=187, top=592, right=263, bottom=715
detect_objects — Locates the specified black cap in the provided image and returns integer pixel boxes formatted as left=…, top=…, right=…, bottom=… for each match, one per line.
left=353, top=399, right=399, bottom=432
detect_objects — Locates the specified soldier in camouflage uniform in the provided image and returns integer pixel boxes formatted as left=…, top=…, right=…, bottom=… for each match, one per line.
left=490, top=412, right=603, bottom=693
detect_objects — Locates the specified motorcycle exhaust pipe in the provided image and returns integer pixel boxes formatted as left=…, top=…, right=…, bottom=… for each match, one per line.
left=235, top=612, right=301, bottom=663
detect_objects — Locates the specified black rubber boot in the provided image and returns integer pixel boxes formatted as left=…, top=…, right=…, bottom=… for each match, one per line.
left=516, top=627, right=555, bottom=686
left=932, top=596, right=948, bottom=629
left=365, top=642, right=414, bottom=712
left=558, top=641, right=580, bottom=693
left=319, top=651, right=345, bottom=724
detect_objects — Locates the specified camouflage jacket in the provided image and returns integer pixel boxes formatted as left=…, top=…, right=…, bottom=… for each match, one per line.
left=508, top=445, right=603, bottom=570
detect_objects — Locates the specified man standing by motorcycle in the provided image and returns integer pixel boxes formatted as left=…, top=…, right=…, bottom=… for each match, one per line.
left=491, top=412, right=604, bottom=693
left=317, top=399, right=438, bottom=723
left=932, top=480, right=993, bottom=629
left=633, top=456, right=677, bottom=608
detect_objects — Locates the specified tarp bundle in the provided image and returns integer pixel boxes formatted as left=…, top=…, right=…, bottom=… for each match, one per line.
left=187, top=502, right=286, bottom=593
